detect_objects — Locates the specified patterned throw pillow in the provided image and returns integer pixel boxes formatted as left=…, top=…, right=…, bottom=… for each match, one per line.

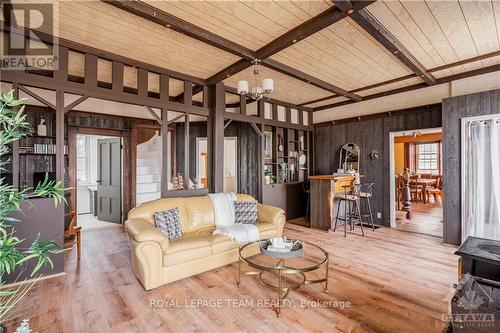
left=234, top=200, right=259, bottom=224
left=154, top=208, right=183, bottom=240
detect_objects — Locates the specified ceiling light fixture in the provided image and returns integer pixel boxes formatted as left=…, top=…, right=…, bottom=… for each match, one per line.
left=237, top=59, right=274, bottom=100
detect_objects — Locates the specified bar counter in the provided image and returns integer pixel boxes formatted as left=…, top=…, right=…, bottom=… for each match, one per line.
left=309, top=175, right=356, bottom=230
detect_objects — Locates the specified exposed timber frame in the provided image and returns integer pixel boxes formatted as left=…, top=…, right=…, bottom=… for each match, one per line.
left=308, top=49, right=500, bottom=111
left=103, top=0, right=373, bottom=101
left=349, top=8, right=436, bottom=85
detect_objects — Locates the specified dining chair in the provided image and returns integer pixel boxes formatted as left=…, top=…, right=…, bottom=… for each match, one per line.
left=426, top=176, right=442, bottom=203
left=409, top=175, right=423, bottom=202
left=64, top=211, right=81, bottom=259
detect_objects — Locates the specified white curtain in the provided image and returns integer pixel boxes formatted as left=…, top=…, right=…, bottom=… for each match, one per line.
left=464, top=119, right=500, bottom=241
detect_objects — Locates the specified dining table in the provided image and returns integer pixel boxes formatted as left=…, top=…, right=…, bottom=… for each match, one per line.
left=410, top=178, right=437, bottom=203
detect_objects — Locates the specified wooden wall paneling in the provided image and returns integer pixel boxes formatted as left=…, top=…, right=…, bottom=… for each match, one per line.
left=224, top=121, right=260, bottom=198
left=314, top=104, right=442, bottom=228
left=442, top=89, right=500, bottom=245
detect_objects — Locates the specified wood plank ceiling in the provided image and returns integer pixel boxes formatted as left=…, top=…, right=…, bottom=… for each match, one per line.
left=5, top=0, right=500, bottom=113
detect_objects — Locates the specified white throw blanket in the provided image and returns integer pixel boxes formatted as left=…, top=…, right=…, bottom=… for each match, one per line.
left=208, top=192, right=259, bottom=244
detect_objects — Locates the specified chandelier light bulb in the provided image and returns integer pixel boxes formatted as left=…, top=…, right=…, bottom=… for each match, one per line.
left=262, top=78, right=273, bottom=93
left=237, top=80, right=249, bottom=95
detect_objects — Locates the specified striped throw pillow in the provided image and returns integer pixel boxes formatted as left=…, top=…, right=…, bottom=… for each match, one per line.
left=234, top=200, right=259, bottom=224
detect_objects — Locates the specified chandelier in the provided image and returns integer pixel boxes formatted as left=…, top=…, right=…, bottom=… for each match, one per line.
left=237, top=59, right=274, bottom=100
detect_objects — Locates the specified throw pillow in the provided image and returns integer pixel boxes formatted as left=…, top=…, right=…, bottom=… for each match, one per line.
left=154, top=208, right=183, bottom=240
left=234, top=200, right=259, bottom=224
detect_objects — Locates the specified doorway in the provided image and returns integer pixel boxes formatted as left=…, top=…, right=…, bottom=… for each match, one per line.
left=76, top=134, right=123, bottom=231
left=389, top=128, right=444, bottom=238
left=196, top=137, right=238, bottom=192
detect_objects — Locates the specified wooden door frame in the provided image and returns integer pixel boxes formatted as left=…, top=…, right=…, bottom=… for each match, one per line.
left=68, top=126, right=135, bottom=223
left=389, top=127, right=443, bottom=231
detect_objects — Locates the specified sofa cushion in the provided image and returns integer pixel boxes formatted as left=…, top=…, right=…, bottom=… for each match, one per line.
left=184, top=196, right=217, bottom=232
left=256, top=222, right=278, bottom=239
left=211, top=234, right=239, bottom=254
left=154, top=208, right=183, bottom=240
left=234, top=200, right=258, bottom=224
left=163, top=232, right=212, bottom=267
left=166, top=233, right=211, bottom=254
left=163, top=247, right=211, bottom=267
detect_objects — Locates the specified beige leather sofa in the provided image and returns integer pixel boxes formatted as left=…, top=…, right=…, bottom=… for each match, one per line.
left=125, top=194, right=285, bottom=290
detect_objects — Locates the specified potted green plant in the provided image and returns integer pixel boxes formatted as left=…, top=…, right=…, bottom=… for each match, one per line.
left=0, top=89, right=67, bottom=330
left=264, top=169, right=276, bottom=185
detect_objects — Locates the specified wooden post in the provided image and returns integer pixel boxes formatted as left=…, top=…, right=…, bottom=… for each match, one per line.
left=55, top=90, right=65, bottom=180
left=11, top=83, right=20, bottom=190
left=67, top=127, right=77, bottom=214
left=208, top=83, right=225, bottom=193
left=402, top=179, right=412, bottom=219
left=161, top=108, right=169, bottom=196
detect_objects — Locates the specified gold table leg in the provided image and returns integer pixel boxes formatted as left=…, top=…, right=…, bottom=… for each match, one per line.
left=237, top=256, right=242, bottom=288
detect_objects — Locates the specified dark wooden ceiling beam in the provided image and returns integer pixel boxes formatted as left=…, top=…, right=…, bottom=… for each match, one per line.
left=208, top=2, right=374, bottom=97
left=102, top=0, right=255, bottom=60
left=256, top=1, right=374, bottom=59
left=313, top=63, right=500, bottom=111
left=349, top=8, right=436, bottom=85
left=206, top=59, right=253, bottom=86
left=105, top=0, right=374, bottom=101
left=301, top=49, right=500, bottom=107
left=262, top=59, right=362, bottom=101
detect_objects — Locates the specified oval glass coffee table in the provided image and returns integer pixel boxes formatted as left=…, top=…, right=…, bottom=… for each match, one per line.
left=238, top=239, right=329, bottom=317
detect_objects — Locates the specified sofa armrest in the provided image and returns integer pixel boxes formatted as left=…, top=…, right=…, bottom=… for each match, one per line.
left=125, top=218, right=170, bottom=252
left=257, top=204, right=285, bottom=236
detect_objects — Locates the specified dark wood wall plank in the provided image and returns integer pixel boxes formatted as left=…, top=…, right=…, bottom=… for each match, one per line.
left=314, top=104, right=442, bottom=228
left=442, top=89, right=500, bottom=245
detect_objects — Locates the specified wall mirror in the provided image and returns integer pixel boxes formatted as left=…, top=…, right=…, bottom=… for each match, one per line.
left=338, top=143, right=360, bottom=173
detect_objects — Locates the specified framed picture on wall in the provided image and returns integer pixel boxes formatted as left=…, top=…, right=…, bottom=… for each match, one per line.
left=264, top=131, right=273, bottom=160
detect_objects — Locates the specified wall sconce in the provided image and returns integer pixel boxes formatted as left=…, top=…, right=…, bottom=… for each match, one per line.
left=369, top=150, right=379, bottom=160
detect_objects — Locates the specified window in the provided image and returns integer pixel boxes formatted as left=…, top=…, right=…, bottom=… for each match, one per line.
left=76, top=135, right=90, bottom=185
left=416, top=142, right=440, bottom=174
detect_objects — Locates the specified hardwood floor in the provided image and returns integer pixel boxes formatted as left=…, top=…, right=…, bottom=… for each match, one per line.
left=396, top=202, right=444, bottom=238
left=7, top=223, right=457, bottom=333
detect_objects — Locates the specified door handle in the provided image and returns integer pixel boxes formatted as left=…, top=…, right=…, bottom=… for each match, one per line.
left=96, top=179, right=101, bottom=184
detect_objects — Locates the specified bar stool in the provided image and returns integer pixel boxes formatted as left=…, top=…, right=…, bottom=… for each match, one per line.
left=333, top=184, right=365, bottom=237
left=359, top=182, right=375, bottom=231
